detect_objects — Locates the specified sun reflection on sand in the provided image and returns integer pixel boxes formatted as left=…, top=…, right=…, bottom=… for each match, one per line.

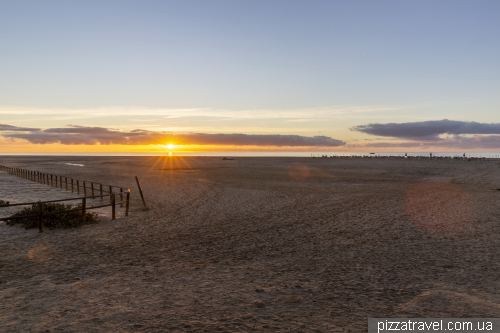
left=405, top=180, right=473, bottom=235
left=146, top=155, right=197, bottom=177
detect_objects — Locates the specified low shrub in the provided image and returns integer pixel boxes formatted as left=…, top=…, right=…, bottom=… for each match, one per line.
left=0, top=200, right=9, bottom=206
left=6, top=202, right=100, bottom=229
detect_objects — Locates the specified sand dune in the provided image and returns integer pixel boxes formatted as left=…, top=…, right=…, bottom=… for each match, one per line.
left=1, top=156, right=500, bottom=332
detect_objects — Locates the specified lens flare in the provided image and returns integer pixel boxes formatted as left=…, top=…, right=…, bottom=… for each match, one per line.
left=28, top=243, right=49, bottom=262
left=287, top=162, right=310, bottom=180
left=405, top=180, right=473, bottom=234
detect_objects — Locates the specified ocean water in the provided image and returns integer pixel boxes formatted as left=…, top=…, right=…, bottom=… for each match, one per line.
left=1, top=152, right=500, bottom=158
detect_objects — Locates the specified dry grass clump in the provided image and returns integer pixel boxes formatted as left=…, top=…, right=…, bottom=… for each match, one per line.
left=6, top=202, right=100, bottom=229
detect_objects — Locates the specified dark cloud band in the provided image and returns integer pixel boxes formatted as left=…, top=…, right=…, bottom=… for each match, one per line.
left=0, top=124, right=346, bottom=147
left=351, top=120, right=500, bottom=139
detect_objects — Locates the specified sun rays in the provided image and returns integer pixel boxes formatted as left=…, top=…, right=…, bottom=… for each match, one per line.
left=145, top=154, right=197, bottom=177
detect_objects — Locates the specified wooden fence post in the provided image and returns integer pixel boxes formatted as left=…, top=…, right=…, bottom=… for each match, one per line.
left=126, top=189, right=130, bottom=216
left=82, top=197, right=86, bottom=220
left=111, top=194, right=116, bottom=220
left=100, top=184, right=103, bottom=201
left=120, top=188, right=123, bottom=207
left=51, top=175, right=53, bottom=186
left=55, top=175, right=58, bottom=187
left=71, top=179, right=74, bottom=192
left=77, top=180, right=80, bottom=195
left=91, top=183, right=94, bottom=197
left=38, top=202, right=44, bottom=233
left=83, top=181, right=87, bottom=196
left=109, top=186, right=113, bottom=204
left=135, top=176, right=147, bottom=207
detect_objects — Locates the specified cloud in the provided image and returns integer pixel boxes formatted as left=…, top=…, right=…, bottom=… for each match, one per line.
left=0, top=124, right=346, bottom=147
left=351, top=120, right=500, bottom=140
left=0, top=124, right=41, bottom=132
left=0, top=104, right=396, bottom=121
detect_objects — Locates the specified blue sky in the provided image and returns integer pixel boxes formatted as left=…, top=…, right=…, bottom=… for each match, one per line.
left=1, top=0, right=500, bottom=151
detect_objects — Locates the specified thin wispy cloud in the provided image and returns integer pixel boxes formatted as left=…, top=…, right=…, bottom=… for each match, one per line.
left=0, top=105, right=397, bottom=121
left=0, top=124, right=346, bottom=147
left=0, top=124, right=40, bottom=132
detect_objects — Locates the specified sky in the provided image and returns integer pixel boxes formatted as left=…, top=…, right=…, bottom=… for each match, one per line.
left=1, top=0, right=500, bottom=153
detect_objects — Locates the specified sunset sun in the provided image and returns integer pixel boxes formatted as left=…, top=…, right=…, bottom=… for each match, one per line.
left=167, top=144, right=174, bottom=150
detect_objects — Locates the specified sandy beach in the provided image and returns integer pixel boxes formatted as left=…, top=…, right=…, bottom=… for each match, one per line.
left=1, top=155, right=500, bottom=332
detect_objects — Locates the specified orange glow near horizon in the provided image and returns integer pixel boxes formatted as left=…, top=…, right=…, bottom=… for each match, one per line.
left=0, top=140, right=497, bottom=153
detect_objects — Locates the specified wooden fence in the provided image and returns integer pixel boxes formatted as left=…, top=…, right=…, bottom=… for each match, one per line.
left=0, top=165, right=130, bottom=232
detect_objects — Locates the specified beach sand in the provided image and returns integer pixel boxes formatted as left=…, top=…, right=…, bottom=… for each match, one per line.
left=1, top=156, right=500, bottom=332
